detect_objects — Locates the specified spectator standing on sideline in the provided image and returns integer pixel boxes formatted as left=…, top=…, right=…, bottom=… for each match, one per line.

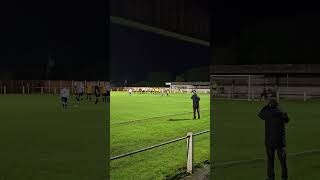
left=191, top=92, right=200, bottom=119
left=258, top=98, right=289, bottom=180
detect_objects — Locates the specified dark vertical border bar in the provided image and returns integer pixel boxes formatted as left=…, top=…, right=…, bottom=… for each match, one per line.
left=106, top=0, right=110, bottom=179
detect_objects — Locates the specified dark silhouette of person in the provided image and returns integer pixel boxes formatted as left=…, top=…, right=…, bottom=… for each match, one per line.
left=94, top=84, right=101, bottom=104
left=258, top=98, right=289, bottom=180
left=267, top=88, right=277, bottom=100
left=260, top=88, right=268, bottom=101
left=191, top=92, right=200, bottom=119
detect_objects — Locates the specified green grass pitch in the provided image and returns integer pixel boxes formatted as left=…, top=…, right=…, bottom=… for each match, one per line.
left=0, top=94, right=107, bottom=180
left=212, top=99, right=320, bottom=180
left=110, top=91, right=210, bottom=180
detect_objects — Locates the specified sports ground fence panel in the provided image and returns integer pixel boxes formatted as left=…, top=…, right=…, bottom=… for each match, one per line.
left=211, top=75, right=320, bottom=101
left=111, top=86, right=210, bottom=94
left=0, top=80, right=109, bottom=95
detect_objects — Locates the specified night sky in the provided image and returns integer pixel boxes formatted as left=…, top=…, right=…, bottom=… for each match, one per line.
left=1, top=1, right=211, bottom=82
left=0, top=1, right=108, bottom=80
left=213, top=5, right=320, bottom=65
left=5, top=2, right=320, bottom=81
left=110, top=23, right=210, bottom=85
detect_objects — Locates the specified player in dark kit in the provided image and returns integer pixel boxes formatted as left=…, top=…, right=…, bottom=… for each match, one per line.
left=258, top=98, right=289, bottom=180
left=191, top=92, right=200, bottom=119
left=94, top=85, right=101, bottom=104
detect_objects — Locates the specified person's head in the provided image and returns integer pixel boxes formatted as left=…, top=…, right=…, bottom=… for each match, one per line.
left=268, top=98, right=278, bottom=108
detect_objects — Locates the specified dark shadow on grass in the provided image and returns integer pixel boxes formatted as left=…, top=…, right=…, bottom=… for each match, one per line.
left=168, top=118, right=195, bottom=121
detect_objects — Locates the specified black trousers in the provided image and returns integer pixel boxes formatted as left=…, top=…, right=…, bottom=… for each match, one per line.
left=193, top=107, right=200, bottom=119
left=266, top=145, right=288, bottom=180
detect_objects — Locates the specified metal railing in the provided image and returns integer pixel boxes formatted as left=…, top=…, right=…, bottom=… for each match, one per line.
left=111, top=130, right=210, bottom=173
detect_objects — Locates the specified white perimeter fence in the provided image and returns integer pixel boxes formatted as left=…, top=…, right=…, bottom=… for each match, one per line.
left=211, top=75, right=320, bottom=101
left=111, top=86, right=210, bottom=94
left=0, top=80, right=109, bottom=95
left=213, top=85, right=320, bottom=102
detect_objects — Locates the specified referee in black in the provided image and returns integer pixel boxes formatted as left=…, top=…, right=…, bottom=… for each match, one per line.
left=258, top=97, right=289, bottom=180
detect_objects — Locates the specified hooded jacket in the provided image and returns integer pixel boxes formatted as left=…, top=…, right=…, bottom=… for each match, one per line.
left=258, top=105, right=289, bottom=147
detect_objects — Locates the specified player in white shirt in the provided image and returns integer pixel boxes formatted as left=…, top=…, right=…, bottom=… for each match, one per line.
left=60, top=87, right=70, bottom=109
left=129, top=88, right=132, bottom=96
left=76, top=82, right=85, bottom=102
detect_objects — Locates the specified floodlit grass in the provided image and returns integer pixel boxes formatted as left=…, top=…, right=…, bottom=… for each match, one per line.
left=110, top=92, right=210, bottom=180
left=212, top=99, right=320, bottom=179
left=0, top=94, right=107, bottom=180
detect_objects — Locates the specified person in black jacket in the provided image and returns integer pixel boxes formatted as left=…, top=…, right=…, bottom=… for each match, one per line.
left=191, top=92, right=200, bottom=119
left=258, top=98, right=289, bottom=180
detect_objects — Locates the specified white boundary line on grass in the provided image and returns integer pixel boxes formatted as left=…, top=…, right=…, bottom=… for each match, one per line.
left=213, top=149, right=320, bottom=168
left=112, top=109, right=210, bottom=125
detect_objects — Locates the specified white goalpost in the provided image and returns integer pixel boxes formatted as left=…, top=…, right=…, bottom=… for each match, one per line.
left=211, top=75, right=265, bottom=101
